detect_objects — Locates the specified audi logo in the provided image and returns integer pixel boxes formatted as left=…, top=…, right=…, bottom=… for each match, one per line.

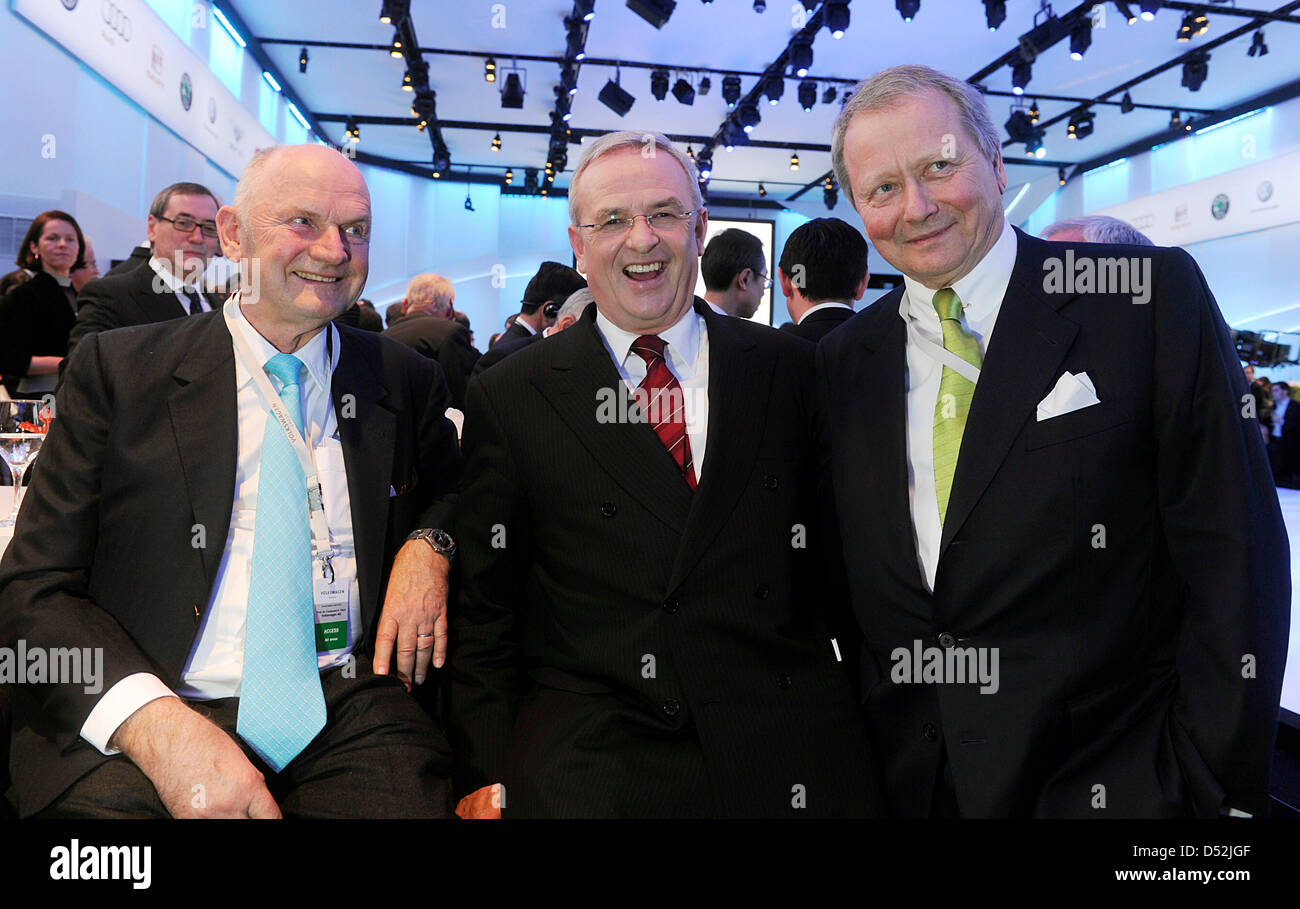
left=102, top=0, right=132, bottom=41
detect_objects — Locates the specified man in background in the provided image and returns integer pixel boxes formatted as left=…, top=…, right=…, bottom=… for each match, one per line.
left=701, top=228, right=767, bottom=319
left=776, top=218, right=869, bottom=343
left=384, top=273, right=481, bottom=410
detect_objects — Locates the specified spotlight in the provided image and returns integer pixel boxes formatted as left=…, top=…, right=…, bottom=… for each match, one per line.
left=1025, top=133, right=1045, bottom=158
left=390, top=28, right=403, bottom=58
left=722, top=74, right=742, bottom=108
left=758, top=183, right=767, bottom=197
left=984, top=0, right=1006, bottom=30
left=402, top=70, right=413, bottom=91
left=1069, top=19, right=1091, bottom=60
left=1184, top=117, right=1194, bottom=132
left=721, top=121, right=746, bottom=151
left=1120, top=91, right=1135, bottom=114
left=574, top=0, right=595, bottom=21
left=1005, top=110, right=1036, bottom=143
left=1028, top=98, right=1039, bottom=124
left=1193, top=9, right=1208, bottom=36
left=1115, top=2, right=1137, bottom=25
left=557, top=95, right=573, bottom=121
left=753, top=0, right=765, bottom=10
left=524, top=168, right=538, bottom=194
left=491, top=132, right=502, bottom=152
left=822, top=86, right=837, bottom=104
left=798, top=79, right=817, bottom=112
left=464, top=192, right=474, bottom=212
left=823, top=178, right=838, bottom=210
left=1140, top=1, right=1158, bottom=21
left=738, top=99, right=761, bottom=133
left=505, top=168, right=513, bottom=185
left=696, top=150, right=713, bottom=180
left=1066, top=108, right=1094, bottom=140
left=485, top=58, right=497, bottom=83
left=698, top=76, right=711, bottom=95
left=1176, top=13, right=1192, bottom=41
left=650, top=70, right=669, bottom=101
left=560, top=64, right=578, bottom=96
left=1169, top=109, right=1181, bottom=129
left=565, top=21, right=587, bottom=60
left=299, top=47, right=309, bottom=74
left=1058, top=166, right=1067, bottom=186
left=626, top=0, right=676, bottom=29
left=1011, top=59, right=1031, bottom=95
left=765, top=74, right=784, bottom=106
left=672, top=77, right=695, bottom=105
left=790, top=37, right=813, bottom=78
left=1181, top=52, right=1208, bottom=92
left=344, top=117, right=360, bottom=143
left=825, top=1, right=850, bottom=37
left=1248, top=30, right=1268, bottom=57
left=789, top=150, right=799, bottom=171
left=501, top=71, right=525, bottom=109
left=379, top=0, right=405, bottom=25
left=598, top=76, right=636, bottom=116
left=896, top=0, right=919, bottom=22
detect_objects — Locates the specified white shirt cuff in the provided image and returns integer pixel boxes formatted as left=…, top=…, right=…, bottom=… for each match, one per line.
left=80, top=673, right=179, bottom=755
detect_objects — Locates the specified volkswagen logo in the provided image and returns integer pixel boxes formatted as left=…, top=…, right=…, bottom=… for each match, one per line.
left=180, top=73, right=193, bottom=111
left=1210, top=193, right=1230, bottom=220
left=101, top=0, right=132, bottom=41
left=1257, top=181, right=1274, bottom=203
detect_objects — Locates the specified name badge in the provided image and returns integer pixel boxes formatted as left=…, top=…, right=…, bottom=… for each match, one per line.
left=313, top=567, right=351, bottom=652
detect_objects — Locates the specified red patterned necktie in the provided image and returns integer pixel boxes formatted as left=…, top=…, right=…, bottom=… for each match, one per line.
left=629, top=334, right=697, bottom=490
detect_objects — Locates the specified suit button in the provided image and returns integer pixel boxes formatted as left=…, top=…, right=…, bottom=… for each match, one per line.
left=923, top=722, right=938, bottom=742
left=600, top=501, right=617, bottom=517
left=776, top=673, right=792, bottom=689
left=937, top=632, right=957, bottom=649
left=662, top=698, right=681, bottom=717
left=754, top=583, right=769, bottom=599
left=763, top=474, right=779, bottom=490
left=663, top=597, right=679, bottom=614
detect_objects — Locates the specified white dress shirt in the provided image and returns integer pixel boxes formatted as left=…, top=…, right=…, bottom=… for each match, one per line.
left=149, top=257, right=211, bottom=313
left=1273, top=397, right=1288, bottom=438
left=901, top=219, right=1017, bottom=591
left=796, top=301, right=853, bottom=324
left=81, top=298, right=358, bottom=752
left=594, top=305, right=711, bottom=479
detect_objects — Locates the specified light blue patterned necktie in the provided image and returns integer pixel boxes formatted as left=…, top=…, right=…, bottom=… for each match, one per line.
left=236, top=352, right=326, bottom=772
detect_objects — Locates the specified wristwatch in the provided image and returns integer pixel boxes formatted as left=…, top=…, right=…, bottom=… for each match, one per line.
left=406, top=528, right=457, bottom=563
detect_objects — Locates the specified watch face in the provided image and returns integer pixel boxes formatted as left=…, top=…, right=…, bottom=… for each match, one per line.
left=431, top=529, right=454, bottom=551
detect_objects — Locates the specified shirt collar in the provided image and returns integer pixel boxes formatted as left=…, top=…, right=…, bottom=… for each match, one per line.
left=900, top=219, right=1017, bottom=326
left=798, top=301, right=853, bottom=323
left=225, top=293, right=335, bottom=394
left=149, top=257, right=200, bottom=294
left=595, top=301, right=703, bottom=374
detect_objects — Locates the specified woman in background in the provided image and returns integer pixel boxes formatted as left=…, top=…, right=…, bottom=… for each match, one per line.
left=0, top=210, right=85, bottom=395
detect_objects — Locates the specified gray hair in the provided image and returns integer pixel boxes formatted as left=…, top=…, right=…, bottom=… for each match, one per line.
left=150, top=181, right=222, bottom=219
left=556, top=287, right=595, bottom=323
left=405, top=272, right=455, bottom=315
left=831, top=65, right=1002, bottom=207
left=232, top=146, right=284, bottom=227
left=1041, top=215, right=1154, bottom=246
left=568, top=130, right=702, bottom=224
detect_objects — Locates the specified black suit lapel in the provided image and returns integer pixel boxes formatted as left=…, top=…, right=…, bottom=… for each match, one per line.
left=841, top=291, right=930, bottom=599
left=536, top=309, right=694, bottom=534
left=168, top=315, right=238, bottom=585
left=938, top=231, right=1079, bottom=559
left=131, top=261, right=188, bottom=322
left=330, top=328, right=394, bottom=621
left=667, top=302, right=771, bottom=590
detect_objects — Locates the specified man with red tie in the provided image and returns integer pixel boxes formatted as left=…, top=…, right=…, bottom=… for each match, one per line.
left=444, top=130, right=879, bottom=819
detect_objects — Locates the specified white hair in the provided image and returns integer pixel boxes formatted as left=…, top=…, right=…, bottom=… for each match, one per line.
left=1041, top=215, right=1154, bottom=246
left=405, top=272, right=455, bottom=316
left=556, top=287, right=595, bottom=323
left=568, top=130, right=702, bottom=224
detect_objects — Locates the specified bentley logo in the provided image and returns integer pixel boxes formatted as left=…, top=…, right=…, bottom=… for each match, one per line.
left=1211, top=193, right=1230, bottom=220
left=180, top=73, right=193, bottom=111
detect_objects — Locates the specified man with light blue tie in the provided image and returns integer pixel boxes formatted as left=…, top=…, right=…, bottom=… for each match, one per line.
left=0, top=145, right=462, bottom=818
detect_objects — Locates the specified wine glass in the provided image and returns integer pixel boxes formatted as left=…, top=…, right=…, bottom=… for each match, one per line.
left=0, top=399, right=52, bottom=527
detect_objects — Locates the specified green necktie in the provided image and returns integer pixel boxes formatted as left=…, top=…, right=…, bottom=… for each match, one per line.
left=931, top=288, right=982, bottom=525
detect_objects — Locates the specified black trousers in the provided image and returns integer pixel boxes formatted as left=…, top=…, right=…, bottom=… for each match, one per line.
left=33, top=665, right=452, bottom=819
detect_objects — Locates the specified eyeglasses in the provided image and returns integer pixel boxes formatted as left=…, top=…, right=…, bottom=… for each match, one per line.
left=157, top=215, right=219, bottom=238
left=756, top=272, right=772, bottom=289
left=578, top=210, right=697, bottom=239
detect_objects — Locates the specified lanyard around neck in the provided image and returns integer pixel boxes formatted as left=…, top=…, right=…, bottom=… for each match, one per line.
left=899, top=297, right=982, bottom=384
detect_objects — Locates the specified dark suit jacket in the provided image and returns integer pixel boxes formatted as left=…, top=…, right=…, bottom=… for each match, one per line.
left=104, top=244, right=151, bottom=278
left=471, top=331, right=540, bottom=377
left=382, top=312, right=481, bottom=411
left=444, top=300, right=879, bottom=818
left=817, top=229, right=1289, bottom=818
left=0, top=271, right=76, bottom=379
left=779, top=304, right=854, bottom=343
left=490, top=321, right=533, bottom=349
left=67, top=262, right=197, bottom=368
left=0, top=312, right=461, bottom=816
left=1280, top=400, right=1300, bottom=478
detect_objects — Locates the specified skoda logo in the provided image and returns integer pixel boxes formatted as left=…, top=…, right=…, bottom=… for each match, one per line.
left=62, top=0, right=78, bottom=10
left=101, top=0, right=132, bottom=41
left=1257, top=181, right=1274, bottom=203
left=1210, top=193, right=1230, bottom=220
left=208, top=96, right=217, bottom=124
left=180, top=73, right=193, bottom=111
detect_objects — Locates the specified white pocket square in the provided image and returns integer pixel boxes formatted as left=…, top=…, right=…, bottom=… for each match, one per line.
left=1036, top=371, right=1100, bottom=422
